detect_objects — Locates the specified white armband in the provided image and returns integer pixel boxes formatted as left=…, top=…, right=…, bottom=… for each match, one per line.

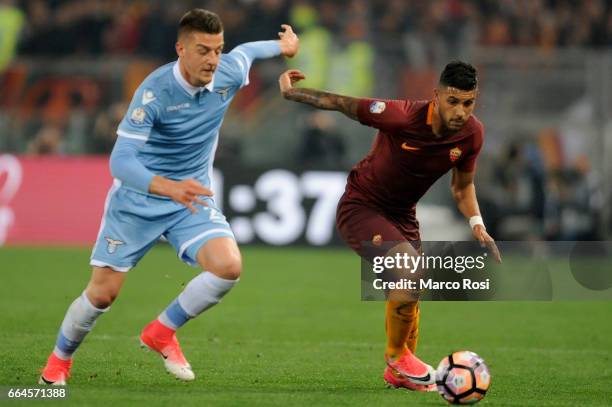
left=469, top=215, right=485, bottom=230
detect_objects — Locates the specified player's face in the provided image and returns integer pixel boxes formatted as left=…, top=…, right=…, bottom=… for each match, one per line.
left=176, top=31, right=224, bottom=87
left=434, top=87, right=477, bottom=132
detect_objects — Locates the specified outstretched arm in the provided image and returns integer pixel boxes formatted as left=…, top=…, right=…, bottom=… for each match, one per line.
left=231, top=24, right=299, bottom=59
left=451, top=167, right=502, bottom=263
left=228, top=25, right=298, bottom=87
left=279, top=69, right=360, bottom=121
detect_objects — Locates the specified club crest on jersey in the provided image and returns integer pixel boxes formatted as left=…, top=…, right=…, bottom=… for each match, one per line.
left=105, top=237, right=124, bottom=254
left=215, top=87, right=230, bottom=101
left=369, top=101, right=386, bottom=114
left=449, top=147, right=462, bottom=162
left=372, top=234, right=383, bottom=246
left=130, top=107, right=146, bottom=124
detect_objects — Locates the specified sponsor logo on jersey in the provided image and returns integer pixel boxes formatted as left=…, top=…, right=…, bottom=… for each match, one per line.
left=449, top=146, right=462, bottom=162
left=105, top=237, right=125, bottom=254
left=142, top=89, right=156, bottom=105
left=401, top=142, right=420, bottom=152
left=369, top=101, right=386, bottom=114
left=130, top=107, right=146, bottom=124
left=166, top=102, right=191, bottom=112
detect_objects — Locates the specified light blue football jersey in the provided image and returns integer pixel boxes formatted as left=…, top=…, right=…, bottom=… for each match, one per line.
left=116, top=52, right=251, bottom=191
left=90, top=42, right=280, bottom=271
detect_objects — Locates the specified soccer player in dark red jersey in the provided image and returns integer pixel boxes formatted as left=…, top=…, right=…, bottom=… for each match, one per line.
left=279, top=61, right=501, bottom=391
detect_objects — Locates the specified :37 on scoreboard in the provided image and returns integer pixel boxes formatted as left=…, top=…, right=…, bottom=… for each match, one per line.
left=212, top=169, right=347, bottom=246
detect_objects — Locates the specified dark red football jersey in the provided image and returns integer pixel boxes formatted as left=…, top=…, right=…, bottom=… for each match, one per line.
left=345, top=98, right=484, bottom=215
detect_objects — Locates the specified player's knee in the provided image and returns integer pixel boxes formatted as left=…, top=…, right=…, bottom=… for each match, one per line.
left=86, top=266, right=125, bottom=308
left=208, top=256, right=242, bottom=280
left=85, top=288, right=118, bottom=309
left=85, top=281, right=121, bottom=308
left=386, top=242, right=423, bottom=302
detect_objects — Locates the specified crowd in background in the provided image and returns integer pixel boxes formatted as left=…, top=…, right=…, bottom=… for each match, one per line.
left=4, top=1, right=612, bottom=94
left=0, top=0, right=610, bottom=240
left=6, top=0, right=612, bottom=58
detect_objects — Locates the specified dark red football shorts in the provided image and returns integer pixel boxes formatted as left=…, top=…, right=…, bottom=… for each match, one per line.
left=336, top=191, right=420, bottom=261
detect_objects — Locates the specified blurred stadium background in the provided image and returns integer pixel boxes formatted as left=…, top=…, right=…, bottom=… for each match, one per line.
left=1, top=0, right=611, bottom=246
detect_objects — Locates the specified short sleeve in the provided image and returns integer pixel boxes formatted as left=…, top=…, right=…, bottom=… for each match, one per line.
left=116, top=86, right=161, bottom=142
left=357, top=98, right=413, bottom=131
left=457, top=121, right=484, bottom=172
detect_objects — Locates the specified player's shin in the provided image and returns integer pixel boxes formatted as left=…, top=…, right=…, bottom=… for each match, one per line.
left=385, top=300, right=419, bottom=360
left=157, top=271, right=239, bottom=332
left=53, top=292, right=109, bottom=360
left=406, top=302, right=420, bottom=354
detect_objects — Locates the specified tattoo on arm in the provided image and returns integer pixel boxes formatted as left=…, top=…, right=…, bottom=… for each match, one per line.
left=283, top=88, right=360, bottom=120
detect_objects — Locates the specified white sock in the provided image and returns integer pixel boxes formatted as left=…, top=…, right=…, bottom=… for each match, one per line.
left=53, top=292, right=109, bottom=360
left=158, top=272, right=238, bottom=330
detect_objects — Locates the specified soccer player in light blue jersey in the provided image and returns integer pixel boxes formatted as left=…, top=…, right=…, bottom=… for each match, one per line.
left=39, top=9, right=299, bottom=385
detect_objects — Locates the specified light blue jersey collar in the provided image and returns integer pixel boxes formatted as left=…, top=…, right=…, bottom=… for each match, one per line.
left=172, top=60, right=215, bottom=97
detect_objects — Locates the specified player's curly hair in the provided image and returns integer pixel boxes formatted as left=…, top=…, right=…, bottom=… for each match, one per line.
left=439, top=61, right=478, bottom=91
left=178, top=9, right=223, bottom=38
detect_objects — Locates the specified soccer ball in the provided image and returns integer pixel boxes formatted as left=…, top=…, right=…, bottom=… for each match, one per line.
left=435, top=351, right=491, bottom=405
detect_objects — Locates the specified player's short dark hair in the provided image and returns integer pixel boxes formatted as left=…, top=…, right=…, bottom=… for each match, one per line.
left=178, top=9, right=223, bottom=39
left=439, top=61, right=478, bottom=91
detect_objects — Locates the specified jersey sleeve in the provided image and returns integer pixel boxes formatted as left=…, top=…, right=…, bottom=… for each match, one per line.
left=357, top=98, right=413, bottom=131
left=109, top=136, right=155, bottom=193
left=112, top=84, right=161, bottom=192
left=116, top=85, right=161, bottom=142
left=224, top=41, right=281, bottom=88
left=456, top=121, right=484, bottom=172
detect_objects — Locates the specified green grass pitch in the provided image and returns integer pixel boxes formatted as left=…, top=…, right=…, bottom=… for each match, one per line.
left=1, top=246, right=611, bottom=406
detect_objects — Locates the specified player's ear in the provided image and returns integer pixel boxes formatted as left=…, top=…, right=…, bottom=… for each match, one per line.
left=175, top=41, right=183, bottom=58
